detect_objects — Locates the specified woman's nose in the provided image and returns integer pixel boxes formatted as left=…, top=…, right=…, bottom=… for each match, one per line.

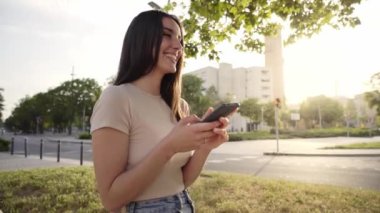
left=172, top=42, right=183, bottom=58
left=172, top=38, right=183, bottom=51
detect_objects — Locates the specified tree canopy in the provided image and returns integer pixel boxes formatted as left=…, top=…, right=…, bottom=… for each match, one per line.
left=4, top=78, right=101, bottom=134
left=182, top=74, right=216, bottom=116
left=165, top=0, right=362, bottom=60
left=365, top=72, right=380, bottom=115
left=239, top=98, right=261, bottom=122
left=300, top=95, right=343, bottom=128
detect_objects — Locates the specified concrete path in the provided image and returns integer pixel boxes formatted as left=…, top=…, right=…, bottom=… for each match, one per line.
left=0, top=152, right=92, bottom=171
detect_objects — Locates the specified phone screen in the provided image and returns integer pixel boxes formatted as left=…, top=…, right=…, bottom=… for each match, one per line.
left=202, top=103, right=239, bottom=122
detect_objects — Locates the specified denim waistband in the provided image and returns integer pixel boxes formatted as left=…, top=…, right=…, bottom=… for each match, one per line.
left=126, top=190, right=194, bottom=213
left=133, top=190, right=191, bottom=206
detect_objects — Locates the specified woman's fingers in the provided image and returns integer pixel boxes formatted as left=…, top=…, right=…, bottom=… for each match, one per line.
left=213, top=128, right=228, bottom=138
left=201, top=107, right=214, bottom=121
left=217, top=117, right=229, bottom=128
left=179, top=114, right=201, bottom=126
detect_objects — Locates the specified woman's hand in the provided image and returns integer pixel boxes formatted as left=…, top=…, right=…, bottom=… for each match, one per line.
left=162, top=114, right=221, bottom=154
left=200, top=107, right=234, bottom=151
left=202, top=117, right=229, bottom=150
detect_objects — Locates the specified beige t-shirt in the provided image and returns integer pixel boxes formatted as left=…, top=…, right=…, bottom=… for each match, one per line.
left=90, top=83, right=191, bottom=201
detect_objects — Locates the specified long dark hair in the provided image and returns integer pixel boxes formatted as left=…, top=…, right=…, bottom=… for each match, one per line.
left=114, top=10, right=185, bottom=120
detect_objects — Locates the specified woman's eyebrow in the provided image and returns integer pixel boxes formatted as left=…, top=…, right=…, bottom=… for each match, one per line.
left=163, top=27, right=182, bottom=39
left=163, top=27, right=174, bottom=33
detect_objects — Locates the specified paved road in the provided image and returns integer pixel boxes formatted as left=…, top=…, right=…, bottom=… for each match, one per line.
left=205, top=153, right=380, bottom=191
left=1, top=134, right=380, bottom=191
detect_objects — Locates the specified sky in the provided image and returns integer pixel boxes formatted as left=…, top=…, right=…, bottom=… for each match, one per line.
left=0, top=0, right=379, bottom=119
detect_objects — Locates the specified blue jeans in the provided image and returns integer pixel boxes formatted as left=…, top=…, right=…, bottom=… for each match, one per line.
left=126, top=190, right=195, bottom=213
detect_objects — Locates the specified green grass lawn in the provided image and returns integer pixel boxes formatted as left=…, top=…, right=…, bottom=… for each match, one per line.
left=323, top=142, right=380, bottom=149
left=0, top=167, right=379, bottom=212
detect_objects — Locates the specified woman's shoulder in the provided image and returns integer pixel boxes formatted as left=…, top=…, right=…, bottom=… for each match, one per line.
left=94, top=84, right=132, bottom=108
left=102, top=83, right=129, bottom=93
left=101, top=84, right=132, bottom=99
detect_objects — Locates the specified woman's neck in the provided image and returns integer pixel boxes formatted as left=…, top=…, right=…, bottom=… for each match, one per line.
left=132, top=72, right=162, bottom=96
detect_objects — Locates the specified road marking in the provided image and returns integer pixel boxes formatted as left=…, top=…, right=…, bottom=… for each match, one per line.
left=207, top=160, right=226, bottom=163
left=242, top=156, right=259, bottom=159
left=225, top=158, right=242, bottom=161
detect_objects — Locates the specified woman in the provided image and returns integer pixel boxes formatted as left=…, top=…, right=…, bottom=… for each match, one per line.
left=91, top=10, right=233, bottom=212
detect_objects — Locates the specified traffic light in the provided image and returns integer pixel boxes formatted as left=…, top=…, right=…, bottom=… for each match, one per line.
left=274, top=98, right=281, bottom=108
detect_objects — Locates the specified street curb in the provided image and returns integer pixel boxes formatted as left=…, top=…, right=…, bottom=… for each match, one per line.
left=263, top=152, right=380, bottom=157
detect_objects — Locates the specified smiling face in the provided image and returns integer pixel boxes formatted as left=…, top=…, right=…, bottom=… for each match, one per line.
left=154, top=17, right=183, bottom=75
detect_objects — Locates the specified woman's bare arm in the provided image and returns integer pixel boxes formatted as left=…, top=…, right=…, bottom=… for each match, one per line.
left=92, top=127, right=174, bottom=211
left=92, top=116, right=220, bottom=211
left=181, top=117, right=230, bottom=187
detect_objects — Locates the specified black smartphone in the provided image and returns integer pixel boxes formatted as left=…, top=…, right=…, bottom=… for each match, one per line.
left=202, top=103, right=240, bottom=122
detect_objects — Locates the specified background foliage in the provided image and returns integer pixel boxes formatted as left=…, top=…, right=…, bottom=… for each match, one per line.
left=166, top=0, right=362, bottom=60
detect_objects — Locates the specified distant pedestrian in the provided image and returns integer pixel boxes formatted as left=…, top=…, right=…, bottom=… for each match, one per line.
left=90, top=10, right=235, bottom=212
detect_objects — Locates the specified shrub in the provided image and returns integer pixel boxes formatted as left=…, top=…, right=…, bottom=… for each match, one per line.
left=228, top=133, right=244, bottom=141
left=349, top=128, right=380, bottom=137
left=78, top=132, right=91, bottom=140
left=0, top=138, right=10, bottom=152
left=228, top=131, right=276, bottom=141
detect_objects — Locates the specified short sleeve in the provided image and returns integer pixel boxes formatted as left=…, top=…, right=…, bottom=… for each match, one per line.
left=90, top=86, right=131, bottom=135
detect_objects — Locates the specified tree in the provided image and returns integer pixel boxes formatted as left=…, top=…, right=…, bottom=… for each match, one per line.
left=165, top=0, right=362, bottom=60
left=205, top=85, right=221, bottom=105
left=5, top=78, right=101, bottom=134
left=345, top=99, right=357, bottom=127
left=300, top=95, right=344, bottom=128
left=48, top=78, right=101, bottom=134
left=365, top=72, right=380, bottom=115
left=5, top=96, right=36, bottom=133
left=365, top=91, right=380, bottom=115
left=262, top=102, right=275, bottom=126
left=239, top=98, right=261, bottom=122
left=182, top=74, right=213, bottom=116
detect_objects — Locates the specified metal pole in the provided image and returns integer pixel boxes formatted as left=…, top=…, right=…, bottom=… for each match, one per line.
left=57, top=140, right=61, bottom=162
left=40, top=139, right=44, bottom=160
left=275, top=107, right=279, bottom=153
left=318, top=105, right=322, bottom=129
left=24, top=137, right=28, bottom=158
left=82, top=105, right=86, bottom=131
left=80, top=141, right=84, bottom=165
left=11, top=137, right=14, bottom=155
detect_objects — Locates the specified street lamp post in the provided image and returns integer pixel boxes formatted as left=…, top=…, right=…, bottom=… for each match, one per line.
left=274, top=98, right=281, bottom=153
left=275, top=106, right=279, bottom=152
left=148, top=1, right=162, bottom=10
left=148, top=1, right=171, bottom=10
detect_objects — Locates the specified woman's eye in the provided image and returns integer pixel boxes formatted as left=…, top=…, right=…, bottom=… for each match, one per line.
left=163, top=33, right=171, bottom=37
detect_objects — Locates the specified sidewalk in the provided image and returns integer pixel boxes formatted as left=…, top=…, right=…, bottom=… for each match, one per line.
left=0, top=152, right=92, bottom=171
left=214, top=136, right=380, bottom=157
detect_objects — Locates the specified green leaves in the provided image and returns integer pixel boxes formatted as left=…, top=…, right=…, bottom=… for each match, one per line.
left=239, top=98, right=261, bottom=122
left=182, top=74, right=215, bottom=116
left=166, top=0, right=363, bottom=60
left=4, top=78, right=101, bottom=134
left=300, top=95, right=344, bottom=128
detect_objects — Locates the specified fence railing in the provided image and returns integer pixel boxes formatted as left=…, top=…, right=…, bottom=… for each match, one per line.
left=9, top=137, right=91, bottom=165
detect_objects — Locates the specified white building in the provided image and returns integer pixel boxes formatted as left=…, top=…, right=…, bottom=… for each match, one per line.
left=186, top=33, right=285, bottom=131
